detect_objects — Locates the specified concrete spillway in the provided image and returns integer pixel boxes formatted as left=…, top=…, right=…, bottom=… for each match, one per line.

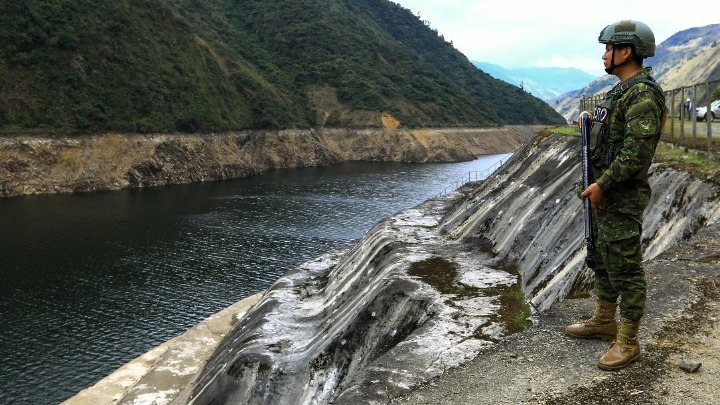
left=154, top=134, right=719, bottom=405
left=184, top=198, right=517, bottom=404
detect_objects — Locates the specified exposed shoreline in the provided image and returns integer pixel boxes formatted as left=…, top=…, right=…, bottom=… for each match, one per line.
left=0, top=126, right=543, bottom=198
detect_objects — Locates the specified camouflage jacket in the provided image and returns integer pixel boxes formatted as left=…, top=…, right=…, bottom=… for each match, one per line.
left=588, top=67, right=665, bottom=217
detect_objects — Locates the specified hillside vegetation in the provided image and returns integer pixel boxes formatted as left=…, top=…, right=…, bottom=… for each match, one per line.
left=0, top=0, right=565, bottom=135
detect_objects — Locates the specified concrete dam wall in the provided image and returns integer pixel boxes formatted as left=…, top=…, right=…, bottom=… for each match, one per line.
left=73, top=133, right=720, bottom=404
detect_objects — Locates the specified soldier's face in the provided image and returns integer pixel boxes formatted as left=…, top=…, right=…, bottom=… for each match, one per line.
left=603, top=45, right=631, bottom=74
left=602, top=45, right=614, bottom=68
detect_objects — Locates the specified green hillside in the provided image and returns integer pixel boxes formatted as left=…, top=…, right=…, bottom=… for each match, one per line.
left=0, top=0, right=565, bottom=134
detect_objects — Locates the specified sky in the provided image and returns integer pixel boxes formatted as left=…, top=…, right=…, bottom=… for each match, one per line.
left=393, top=0, right=719, bottom=77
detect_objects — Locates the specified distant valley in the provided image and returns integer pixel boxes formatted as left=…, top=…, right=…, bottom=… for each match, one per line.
left=549, top=24, right=720, bottom=122
left=475, top=24, right=720, bottom=123
left=472, top=61, right=597, bottom=101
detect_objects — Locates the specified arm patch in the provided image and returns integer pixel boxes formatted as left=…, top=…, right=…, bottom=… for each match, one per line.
left=636, top=117, right=658, bottom=136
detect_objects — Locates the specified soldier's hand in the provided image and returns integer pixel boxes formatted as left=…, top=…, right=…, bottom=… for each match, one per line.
left=576, top=111, right=593, bottom=128
left=580, top=183, right=603, bottom=211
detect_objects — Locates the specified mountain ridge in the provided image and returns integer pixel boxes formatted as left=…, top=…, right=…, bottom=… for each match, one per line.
left=471, top=61, right=597, bottom=101
left=0, top=0, right=565, bottom=134
left=550, top=24, right=720, bottom=121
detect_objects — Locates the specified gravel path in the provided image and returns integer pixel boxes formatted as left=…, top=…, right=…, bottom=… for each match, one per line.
left=391, top=224, right=720, bottom=405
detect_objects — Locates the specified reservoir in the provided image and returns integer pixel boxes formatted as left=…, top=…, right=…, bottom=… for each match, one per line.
left=0, top=154, right=508, bottom=405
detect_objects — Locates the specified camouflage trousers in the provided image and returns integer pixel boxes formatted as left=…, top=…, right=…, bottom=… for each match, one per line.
left=592, top=209, right=646, bottom=321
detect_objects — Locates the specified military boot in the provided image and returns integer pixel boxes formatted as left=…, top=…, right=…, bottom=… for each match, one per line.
left=565, top=300, right=617, bottom=340
left=597, top=317, right=641, bottom=371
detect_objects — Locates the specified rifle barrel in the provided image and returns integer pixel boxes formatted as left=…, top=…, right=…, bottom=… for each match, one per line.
left=580, top=115, right=597, bottom=269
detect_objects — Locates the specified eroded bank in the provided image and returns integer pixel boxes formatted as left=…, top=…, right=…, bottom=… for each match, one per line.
left=0, top=126, right=540, bottom=198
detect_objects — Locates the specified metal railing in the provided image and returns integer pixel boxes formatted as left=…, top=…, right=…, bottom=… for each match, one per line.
left=579, top=79, right=720, bottom=156
left=663, top=80, right=719, bottom=155
left=436, top=155, right=510, bottom=197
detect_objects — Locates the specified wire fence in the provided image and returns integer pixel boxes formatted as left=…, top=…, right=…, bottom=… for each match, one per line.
left=580, top=79, right=720, bottom=158
left=436, top=155, right=510, bottom=197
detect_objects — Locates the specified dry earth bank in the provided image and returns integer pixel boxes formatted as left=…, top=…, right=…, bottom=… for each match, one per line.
left=0, top=126, right=541, bottom=198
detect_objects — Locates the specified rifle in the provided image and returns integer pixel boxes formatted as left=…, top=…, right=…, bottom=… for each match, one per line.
left=580, top=114, right=597, bottom=269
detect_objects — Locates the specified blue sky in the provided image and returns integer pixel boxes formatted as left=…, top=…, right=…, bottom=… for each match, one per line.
left=394, top=0, right=719, bottom=77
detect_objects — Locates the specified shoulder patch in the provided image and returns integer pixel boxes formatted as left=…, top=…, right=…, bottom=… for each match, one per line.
left=637, top=117, right=658, bottom=135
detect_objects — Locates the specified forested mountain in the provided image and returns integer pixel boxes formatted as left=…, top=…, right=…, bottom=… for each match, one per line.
left=0, top=0, right=565, bottom=135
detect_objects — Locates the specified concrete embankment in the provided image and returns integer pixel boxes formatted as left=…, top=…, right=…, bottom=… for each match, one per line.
left=62, top=132, right=720, bottom=404
left=63, top=294, right=264, bottom=405
left=391, top=223, right=720, bottom=405
left=0, top=126, right=540, bottom=198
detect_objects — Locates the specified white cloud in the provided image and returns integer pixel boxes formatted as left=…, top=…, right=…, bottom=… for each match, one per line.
left=394, top=0, right=719, bottom=77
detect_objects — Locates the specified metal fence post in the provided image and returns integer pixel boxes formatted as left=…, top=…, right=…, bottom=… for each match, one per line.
left=705, top=82, right=713, bottom=154
left=670, top=89, right=675, bottom=141
left=581, top=79, right=718, bottom=157
left=680, top=87, right=686, bottom=144
left=692, top=84, right=698, bottom=148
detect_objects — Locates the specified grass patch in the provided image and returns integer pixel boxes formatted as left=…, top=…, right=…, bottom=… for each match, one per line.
left=498, top=288, right=532, bottom=334
left=542, top=125, right=580, bottom=137
left=654, top=142, right=720, bottom=181
left=546, top=125, right=719, bottom=182
left=408, top=257, right=531, bottom=337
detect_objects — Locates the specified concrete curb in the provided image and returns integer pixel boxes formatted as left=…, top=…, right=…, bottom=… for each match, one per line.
left=62, top=293, right=264, bottom=405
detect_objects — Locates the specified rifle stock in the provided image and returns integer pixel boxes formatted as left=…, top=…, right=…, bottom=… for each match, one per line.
left=580, top=115, right=597, bottom=269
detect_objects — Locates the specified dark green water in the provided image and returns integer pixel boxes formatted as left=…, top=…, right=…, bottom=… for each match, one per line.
left=0, top=155, right=508, bottom=405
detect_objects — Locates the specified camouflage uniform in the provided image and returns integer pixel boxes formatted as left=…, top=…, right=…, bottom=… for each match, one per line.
left=587, top=67, right=665, bottom=321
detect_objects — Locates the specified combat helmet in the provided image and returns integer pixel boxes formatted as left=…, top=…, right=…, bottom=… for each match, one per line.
left=598, top=19, right=655, bottom=57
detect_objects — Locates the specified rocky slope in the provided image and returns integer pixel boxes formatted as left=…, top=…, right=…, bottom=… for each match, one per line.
left=392, top=224, right=720, bottom=405
left=181, top=134, right=717, bottom=404
left=0, top=126, right=540, bottom=198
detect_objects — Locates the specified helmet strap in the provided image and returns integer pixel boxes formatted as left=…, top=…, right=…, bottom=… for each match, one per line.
left=605, top=46, right=631, bottom=75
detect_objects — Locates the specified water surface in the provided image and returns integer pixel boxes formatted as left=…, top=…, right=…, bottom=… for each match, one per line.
left=0, top=155, right=508, bottom=404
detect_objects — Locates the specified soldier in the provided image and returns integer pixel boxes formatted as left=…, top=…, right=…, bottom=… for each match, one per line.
left=566, top=19, right=666, bottom=371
